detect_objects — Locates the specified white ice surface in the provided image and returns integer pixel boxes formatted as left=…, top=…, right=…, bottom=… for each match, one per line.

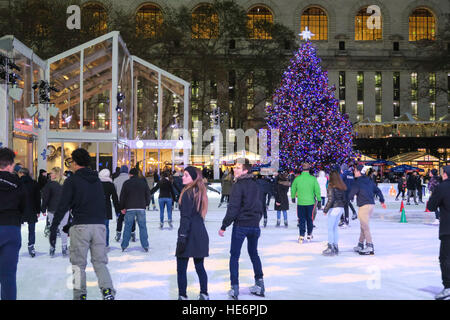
left=15, top=185, right=443, bottom=300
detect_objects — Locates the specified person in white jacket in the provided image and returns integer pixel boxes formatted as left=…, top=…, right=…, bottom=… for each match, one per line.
left=317, top=171, right=328, bottom=208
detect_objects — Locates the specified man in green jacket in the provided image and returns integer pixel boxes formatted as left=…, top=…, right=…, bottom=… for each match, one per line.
left=291, top=163, right=321, bottom=243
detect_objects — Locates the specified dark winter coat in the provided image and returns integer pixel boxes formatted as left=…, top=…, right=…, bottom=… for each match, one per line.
left=397, top=178, right=406, bottom=191
left=256, top=177, right=272, bottom=195
left=150, top=178, right=175, bottom=200
left=323, top=187, right=347, bottom=213
left=427, top=179, right=450, bottom=239
left=176, top=188, right=209, bottom=258
left=41, top=180, right=63, bottom=213
left=173, top=175, right=183, bottom=196
left=102, top=181, right=120, bottom=220
left=51, top=167, right=107, bottom=227
left=407, top=175, right=418, bottom=190
left=0, top=171, right=28, bottom=226
left=428, top=176, right=441, bottom=193
left=348, top=176, right=385, bottom=207
left=37, top=170, right=49, bottom=191
left=221, top=174, right=263, bottom=230
left=274, top=180, right=290, bottom=211
left=19, top=175, right=41, bottom=224
left=120, top=175, right=151, bottom=210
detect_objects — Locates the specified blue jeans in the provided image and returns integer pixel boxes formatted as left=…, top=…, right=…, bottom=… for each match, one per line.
left=297, top=205, right=314, bottom=237
left=0, top=226, right=21, bottom=300
left=327, top=207, right=344, bottom=244
left=104, top=220, right=110, bottom=247
left=121, top=210, right=149, bottom=249
left=229, top=226, right=263, bottom=286
left=27, top=222, right=35, bottom=246
left=159, top=198, right=173, bottom=223
left=277, top=210, right=287, bottom=221
left=177, top=257, right=208, bottom=297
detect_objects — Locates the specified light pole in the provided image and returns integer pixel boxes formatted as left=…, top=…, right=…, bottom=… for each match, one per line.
left=207, top=106, right=227, bottom=180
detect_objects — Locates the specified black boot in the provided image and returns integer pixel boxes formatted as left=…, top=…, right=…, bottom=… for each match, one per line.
left=28, top=245, right=36, bottom=258
left=102, top=288, right=115, bottom=300
left=322, top=243, right=335, bottom=256
left=333, top=243, right=339, bottom=255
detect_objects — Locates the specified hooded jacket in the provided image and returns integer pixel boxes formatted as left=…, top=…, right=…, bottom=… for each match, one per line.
left=99, top=169, right=120, bottom=219
left=221, top=173, right=263, bottom=230
left=317, top=171, right=328, bottom=198
left=51, top=167, right=107, bottom=227
left=19, top=175, right=41, bottom=224
left=0, top=171, right=28, bottom=226
left=41, top=180, right=63, bottom=213
left=427, top=179, right=450, bottom=239
left=348, top=175, right=385, bottom=207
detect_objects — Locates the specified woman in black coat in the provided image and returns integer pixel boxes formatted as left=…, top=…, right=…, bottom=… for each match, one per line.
left=18, top=168, right=40, bottom=257
left=99, top=169, right=121, bottom=247
left=274, top=172, right=290, bottom=228
left=175, top=166, right=209, bottom=300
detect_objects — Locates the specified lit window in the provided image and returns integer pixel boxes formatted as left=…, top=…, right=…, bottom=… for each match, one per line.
left=301, top=7, right=328, bottom=40
left=192, top=4, right=219, bottom=39
left=409, top=8, right=436, bottom=41
left=247, top=6, right=273, bottom=40
left=355, top=7, right=382, bottom=40
left=136, top=3, right=163, bottom=38
left=83, top=2, right=108, bottom=36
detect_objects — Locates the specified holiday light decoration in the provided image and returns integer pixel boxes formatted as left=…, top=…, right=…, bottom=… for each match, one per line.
left=265, top=39, right=356, bottom=173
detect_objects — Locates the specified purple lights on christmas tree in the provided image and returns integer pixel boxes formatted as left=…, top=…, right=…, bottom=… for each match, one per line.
left=266, top=40, right=356, bottom=173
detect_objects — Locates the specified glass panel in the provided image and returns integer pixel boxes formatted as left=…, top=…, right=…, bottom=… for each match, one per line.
left=118, top=43, right=132, bottom=139
left=136, top=4, right=163, bottom=39
left=301, top=7, right=328, bottom=40
left=46, top=142, right=62, bottom=172
left=99, top=142, right=113, bottom=172
left=32, top=61, right=45, bottom=129
left=409, top=8, right=436, bottom=41
left=12, top=137, right=30, bottom=170
left=12, top=50, right=33, bottom=132
left=50, top=52, right=81, bottom=130
left=83, top=38, right=113, bottom=132
left=161, top=74, right=184, bottom=139
left=144, top=149, right=160, bottom=176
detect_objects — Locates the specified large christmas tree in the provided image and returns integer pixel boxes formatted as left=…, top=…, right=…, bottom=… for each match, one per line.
left=266, top=36, right=355, bottom=173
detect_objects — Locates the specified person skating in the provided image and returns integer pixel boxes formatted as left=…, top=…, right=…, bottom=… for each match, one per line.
left=113, top=165, right=136, bottom=242
left=256, top=174, right=271, bottom=228
left=219, top=159, right=265, bottom=300
left=348, top=164, right=386, bottom=255
left=395, top=175, right=407, bottom=201
left=17, top=168, right=41, bottom=258
left=99, top=169, right=120, bottom=248
left=176, top=167, right=209, bottom=300
left=428, top=169, right=442, bottom=225
left=219, top=169, right=233, bottom=208
left=274, top=172, right=290, bottom=227
left=145, top=170, right=158, bottom=211
left=291, top=163, right=321, bottom=243
left=417, top=173, right=424, bottom=204
left=120, top=168, right=151, bottom=252
left=150, top=171, right=176, bottom=229
left=317, top=170, right=328, bottom=208
left=42, top=167, right=69, bottom=257
left=406, top=171, right=419, bottom=205
left=49, top=148, right=115, bottom=300
left=427, top=166, right=450, bottom=300
left=0, top=148, right=28, bottom=300
left=340, top=163, right=357, bottom=226
left=172, top=170, right=184, bottom=210
left=322, top=170, right=347, bottom=256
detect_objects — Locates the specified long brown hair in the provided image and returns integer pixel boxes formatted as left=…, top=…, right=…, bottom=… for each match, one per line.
left=178, top=168, right=208, bottom=219
left=328, top=171, right=347, bottom=191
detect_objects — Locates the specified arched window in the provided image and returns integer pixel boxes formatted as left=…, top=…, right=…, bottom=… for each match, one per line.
left=300, top=7, right=328, bottom=40
left=82, top=2, right=108, bottom=36
left=355, top=6, right=382, bottom=40
left=247, top=6, right=273, bottom=40
left=191, top=4, right=219, bottom=39
left=409, top=8, right=436, bottom=41
left=136, top=3, right=163, bottom=38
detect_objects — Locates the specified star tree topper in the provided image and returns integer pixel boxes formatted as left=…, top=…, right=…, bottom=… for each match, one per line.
left=299, top=26, right=315, bottom=41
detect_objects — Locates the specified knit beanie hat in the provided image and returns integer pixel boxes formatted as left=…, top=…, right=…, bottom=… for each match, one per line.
left=184, top=166, right=198, bottom=181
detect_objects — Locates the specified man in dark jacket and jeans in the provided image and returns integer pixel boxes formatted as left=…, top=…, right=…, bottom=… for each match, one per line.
left=0, top=148, right=28, bottom=300
left=120, top=168, right=151, bottom=252
left=427, top=165, right=450, bottom=300
left=219, top=158, right=265, bottom=299
left=49, top=148, right=115, bottom=300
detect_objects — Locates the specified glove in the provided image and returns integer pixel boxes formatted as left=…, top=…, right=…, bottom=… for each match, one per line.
left=291, top=198, right=296, bottom=204
left=317, top=201, right=322, bottom=210
left=176, top=238, right=187, bottom=256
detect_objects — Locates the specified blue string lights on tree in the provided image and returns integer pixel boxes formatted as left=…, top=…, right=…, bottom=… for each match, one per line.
left=265, top=28, right=356, bottom=173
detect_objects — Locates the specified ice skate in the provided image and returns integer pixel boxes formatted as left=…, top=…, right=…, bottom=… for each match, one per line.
left=228, top=285, right=239, bottom=300
left=115, top=232, right=121, bottom=242
left=160, top=222, right=163, bottom=229
left=249, top=279, right=265, bottom=297
left=435, top=288, right=450, bottom=300
left=131, top=232, right=136, bottom=242
left=276, top=219, right=280, bottom=227
left=306, top=234, right=313, bottom=242
left=284, top=220, right=288, bottom=228
left=28, top=245, right=36, bottom=258
left=168, top=220, right=173, bottom=229
left=333, top=244, right=339, bottom=255
left=322, top=243, right=335, bottom=256
left=152, top=206, right=157, bottom=211
left=431, top=219, right=440, bottom=225
left=298, top=236, right=304, bottom=244
left=178, top=295, right=188, bottom=300
left=143, top=247, right=149, bottom=252
left=352, top=213, right=357, bottom=220
left=79, top=294, right=87, bottom=300
left=49, top=246, right=55, bottom=257
left=353, top=242, right=364, bottom=253
left=263, top=218, right=267, bottom=228
left=102, top=288, right=114, bottom=300
left=359, top=243, right=374, bottom=255
left=62, top=245, right=68, bottom=257
left=199, top=293, right=209, bottom=300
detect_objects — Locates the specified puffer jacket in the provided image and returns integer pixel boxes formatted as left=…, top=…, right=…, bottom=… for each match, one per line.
left=323, top=186, right=347, bottom=213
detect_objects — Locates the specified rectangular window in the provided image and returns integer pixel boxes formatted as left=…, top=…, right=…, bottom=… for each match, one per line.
left=393, top=72, right=400, bottom=118
left=375, top=72, right=382, bottom=122
left=191, top=80, right=199, bottom=99
left=429, top=73, right=436, bottom=120
left=357, top=72, right=364, bottom=121
left=411, top=72, right=418, bottom=116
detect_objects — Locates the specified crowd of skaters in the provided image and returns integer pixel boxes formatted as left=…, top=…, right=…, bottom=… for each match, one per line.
left=0, top=146, right=449, bottom=301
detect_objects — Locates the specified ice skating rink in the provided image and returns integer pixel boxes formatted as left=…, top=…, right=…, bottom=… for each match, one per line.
left=16, top=187, right=442, bottom=300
